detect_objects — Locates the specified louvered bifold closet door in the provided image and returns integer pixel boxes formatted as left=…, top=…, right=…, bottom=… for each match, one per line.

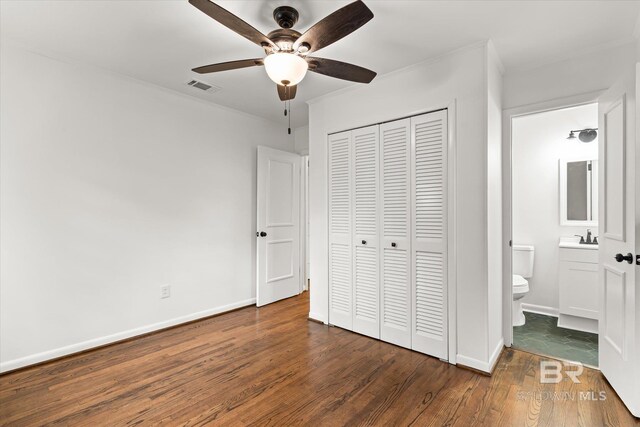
left=411, top=110, right=448, bottom=359
left=329, top=131, right=353, bottom=330
left=352, top=125, right=380, bottom=338
left=380, top=119, right=412, bottom=348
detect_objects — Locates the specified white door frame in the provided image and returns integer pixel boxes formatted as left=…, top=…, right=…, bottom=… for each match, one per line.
left=300, top=155, right=309, bottom=291
left=324, top=100, right=458, bottom=364
left=501, top=90, right=604, bottom=346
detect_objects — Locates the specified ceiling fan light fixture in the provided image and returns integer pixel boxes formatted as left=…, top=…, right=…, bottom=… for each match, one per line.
left=264, top=53, right=308, bottom=86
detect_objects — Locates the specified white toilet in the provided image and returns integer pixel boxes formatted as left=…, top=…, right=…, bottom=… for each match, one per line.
left=512, top=244, right=535, bottom=326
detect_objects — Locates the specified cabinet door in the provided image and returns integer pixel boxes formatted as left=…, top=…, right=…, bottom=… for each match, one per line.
left=411, top=110, right=448, bottom=359
left=329, top=131, right=353, bottom=330
left=352, top=126, right=380, bottom=338
left=559, top=260, right=599, bottom=320
left=380, top=118, right=412, bottom=348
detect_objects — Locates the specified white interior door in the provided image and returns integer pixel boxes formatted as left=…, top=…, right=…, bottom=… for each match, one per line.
left=256, top=146, right=301, bottom=307
left=598, top=67, right=638, bottom=417
left=380, top=118, right=412, bottom=348
left=328, top=131, right=353, bottom=329
left=411, top=110, right=448, bottom=359
left=352, top=125, right=380, bottom=338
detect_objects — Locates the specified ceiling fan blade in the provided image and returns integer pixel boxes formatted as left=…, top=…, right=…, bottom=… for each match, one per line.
left=277, top=84, right=297, bottom=101
left=192, top=58, right=264, bottom=74
left=189, top=0, right=275, bottom=48
left=306, top=57, right=376, bottom=83
left=293, top=0, right=373, bottom=54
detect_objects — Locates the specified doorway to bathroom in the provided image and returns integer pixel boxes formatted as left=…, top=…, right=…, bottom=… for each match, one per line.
left=507, top=101, right=600, bottom=368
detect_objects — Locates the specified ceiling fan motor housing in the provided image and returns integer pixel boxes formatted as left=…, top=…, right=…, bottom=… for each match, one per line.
left=266, top=29, right=301, bottom=52
left=273, top=6, right=299, bottom=29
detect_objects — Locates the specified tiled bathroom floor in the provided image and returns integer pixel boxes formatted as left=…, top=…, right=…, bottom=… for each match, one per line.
left=513, top=312, right=598, bottom=367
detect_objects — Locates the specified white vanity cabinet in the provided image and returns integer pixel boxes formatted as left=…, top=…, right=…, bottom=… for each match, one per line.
left=558, top=243, right=598, bottom=334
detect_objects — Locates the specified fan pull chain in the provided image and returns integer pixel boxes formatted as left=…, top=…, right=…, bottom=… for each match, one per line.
left=288, top=99, right=291, bottom=135
left=284, top=85, right=288, bottom=116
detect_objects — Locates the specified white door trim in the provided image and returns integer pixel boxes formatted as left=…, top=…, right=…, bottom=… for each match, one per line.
left=501, top=90, right=604, bottom=346
left=300, top=155, right=309, bottom=292
left=446, top=100, right=458, bottom=365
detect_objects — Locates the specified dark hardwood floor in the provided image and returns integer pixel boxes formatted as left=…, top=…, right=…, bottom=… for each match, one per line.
left=1, top=292, right=637, bottom=426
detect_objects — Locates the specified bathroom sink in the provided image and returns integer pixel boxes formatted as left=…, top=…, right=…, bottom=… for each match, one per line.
left=558, top=241, right=598, bottom=250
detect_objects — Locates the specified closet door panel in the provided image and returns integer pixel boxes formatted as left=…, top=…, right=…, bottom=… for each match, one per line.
left=411, top=110, right=448, bottom=359
left=380, top=119, right=412, bottom=348
left=352, top=126, right=380, bottom=338
left=329, top=131, right=353, bottom=330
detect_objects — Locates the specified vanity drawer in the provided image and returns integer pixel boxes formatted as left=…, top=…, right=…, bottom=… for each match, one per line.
left=559, top=247, right=598, bottom=263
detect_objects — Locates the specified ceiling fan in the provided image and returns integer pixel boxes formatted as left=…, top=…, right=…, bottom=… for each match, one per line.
left=189, top=0, right=377, bottom=102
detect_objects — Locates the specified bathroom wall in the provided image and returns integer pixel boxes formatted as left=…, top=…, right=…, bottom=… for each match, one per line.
left=512, top=103, right=598, bottom=313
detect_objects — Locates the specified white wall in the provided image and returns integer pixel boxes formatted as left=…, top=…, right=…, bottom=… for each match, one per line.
left=486, top=43, right=504, bottom=364
left=503, top=42, right=636, bottom=110
left=512, top=104, right=598, bottom=312
left=0, top=44, right=294, bottom=371
left=308, top=43, right=501, bottom=371
left=294, top=125, right=309, bottom=155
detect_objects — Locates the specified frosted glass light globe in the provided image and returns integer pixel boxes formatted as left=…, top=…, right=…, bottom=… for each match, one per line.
left=264, top=53, right=308, bottom=86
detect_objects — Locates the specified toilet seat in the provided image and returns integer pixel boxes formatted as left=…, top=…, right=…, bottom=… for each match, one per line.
left=512, top=274, right=529, bottom=294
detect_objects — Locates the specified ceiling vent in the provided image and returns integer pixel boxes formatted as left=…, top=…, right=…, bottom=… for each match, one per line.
left=186, top=79, right=221, bottom=93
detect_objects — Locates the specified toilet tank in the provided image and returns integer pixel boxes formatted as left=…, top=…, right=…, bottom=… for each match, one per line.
left=513, top=245, right=535, bottom=278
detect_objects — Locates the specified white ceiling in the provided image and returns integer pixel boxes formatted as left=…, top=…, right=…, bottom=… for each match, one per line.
left=2, top=1, right=639, bottom=128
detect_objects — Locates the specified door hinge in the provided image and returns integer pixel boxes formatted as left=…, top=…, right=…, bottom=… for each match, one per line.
left=509, top=240, right=512, bottom=247
left=588, top=162, right=592, bottom=171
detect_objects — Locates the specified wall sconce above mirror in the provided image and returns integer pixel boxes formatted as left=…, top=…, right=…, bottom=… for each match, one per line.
left=567, top=128, right=598, bottom=143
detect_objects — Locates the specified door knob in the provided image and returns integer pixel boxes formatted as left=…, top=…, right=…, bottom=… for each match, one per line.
left=362, top=240, right=367, bottom=245
left=259, top=231, right=267, bottom=237
left=391, top=242, right=397, bottom=248
left=614, top=253, right=633, bottom=264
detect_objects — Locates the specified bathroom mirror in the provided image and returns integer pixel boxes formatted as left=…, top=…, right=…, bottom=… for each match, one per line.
left=559, top=157, right=598, bottom=226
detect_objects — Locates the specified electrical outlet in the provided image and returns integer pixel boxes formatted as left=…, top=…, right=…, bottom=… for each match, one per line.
left=160, top=285, right=171, bottom=299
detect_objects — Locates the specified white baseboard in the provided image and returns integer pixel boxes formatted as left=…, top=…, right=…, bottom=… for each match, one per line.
left=489, top=338, right=505, bottom=372
left=456, top=354, right=490, bottom=373
left=308, top=312, right=327, bottom=324
left=557, top=314, right=598, bottom=334
left=457, top=338, right=504, bottom=374
left=0, top=298, right=256, bottom=373
left=521, top=303, right=559, bottom=317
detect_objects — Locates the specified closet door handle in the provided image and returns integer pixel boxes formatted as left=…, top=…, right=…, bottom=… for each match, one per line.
left=391, top=242, right=397, bottom=248
left=362, top=240, right=367, bottom=245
